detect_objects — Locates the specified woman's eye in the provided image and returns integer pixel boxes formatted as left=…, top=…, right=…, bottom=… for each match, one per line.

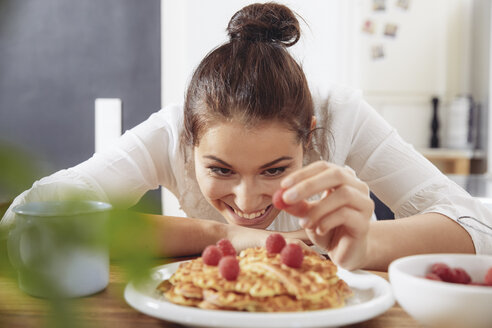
left=262, top=167, right=286, bottom=177
left=209, top=167, right=234, bottom=177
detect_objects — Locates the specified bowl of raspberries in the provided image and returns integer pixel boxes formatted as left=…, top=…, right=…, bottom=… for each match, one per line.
left=389, top=254, right=492, bottom=328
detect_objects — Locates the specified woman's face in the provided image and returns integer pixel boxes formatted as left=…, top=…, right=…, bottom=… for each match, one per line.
left=194, top=120, right=304, bottom=229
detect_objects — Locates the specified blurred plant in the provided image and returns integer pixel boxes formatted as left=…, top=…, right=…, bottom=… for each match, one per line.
left=0, top=141, right=162, bottom=327
left=108, top=208, right=160, bottom=282
left=0, top=142, right=41, bottom=279
left=0, top=142, right=42, bottom=198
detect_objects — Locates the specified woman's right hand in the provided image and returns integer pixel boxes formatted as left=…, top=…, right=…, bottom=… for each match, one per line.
left=278, top=161, right=374, bottom=270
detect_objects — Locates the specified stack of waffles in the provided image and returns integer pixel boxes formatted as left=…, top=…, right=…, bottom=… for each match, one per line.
left=157, top=247, right=353, bottom=312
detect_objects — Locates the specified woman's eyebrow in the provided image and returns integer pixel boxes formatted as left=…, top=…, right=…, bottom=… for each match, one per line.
left=203, top=155, right=293, bottom=169
left=259, top=156, right=293, bottom=169
left=203, top=155, right=233, bottom=168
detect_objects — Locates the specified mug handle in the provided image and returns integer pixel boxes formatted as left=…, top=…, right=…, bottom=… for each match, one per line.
left=8, top=220, right=55, bottom=270
left=7, top=221, right=30, bottom=270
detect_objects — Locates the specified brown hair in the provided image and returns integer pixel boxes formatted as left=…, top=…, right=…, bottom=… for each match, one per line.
left=183, top=2, right=314, bottom=148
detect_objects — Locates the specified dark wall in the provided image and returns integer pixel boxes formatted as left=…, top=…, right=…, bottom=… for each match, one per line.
left=0, top=0, right=160, bottom=169
left=0, top=0, right=161, bottom=210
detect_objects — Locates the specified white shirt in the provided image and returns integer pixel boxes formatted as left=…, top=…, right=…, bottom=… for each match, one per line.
left=2, top=85, right=492, bottom=254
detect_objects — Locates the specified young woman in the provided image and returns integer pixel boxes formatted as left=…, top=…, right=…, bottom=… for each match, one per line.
left=2, top=3, right=490, bottom=270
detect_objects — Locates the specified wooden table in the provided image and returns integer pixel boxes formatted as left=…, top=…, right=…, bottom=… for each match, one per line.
left=418, top=147, right=485, bottom=175
left=0, top=259, right=423, bottom=328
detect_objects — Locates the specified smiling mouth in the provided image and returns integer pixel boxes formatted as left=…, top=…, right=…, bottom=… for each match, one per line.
left=233, top=206, right=267, bottom=219
left=225, top=204, right=274, bottom=226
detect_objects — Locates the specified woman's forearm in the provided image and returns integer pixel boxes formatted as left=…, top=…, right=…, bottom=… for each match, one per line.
left=145, top=214, right=229, bottom=257
left=365, top=213, right=475, bottom=271
left=145, top=214, right=279, bottom=257
left=142, top=214, right=330, bottom=258
left=282, top=229, right=313, bottom=245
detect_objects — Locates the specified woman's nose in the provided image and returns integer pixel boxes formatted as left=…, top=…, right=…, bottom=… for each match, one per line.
left=233, top=179, right=263, bottom=213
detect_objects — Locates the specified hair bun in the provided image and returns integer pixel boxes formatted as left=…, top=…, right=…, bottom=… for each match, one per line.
left=227, top=3, right=301, bottom=47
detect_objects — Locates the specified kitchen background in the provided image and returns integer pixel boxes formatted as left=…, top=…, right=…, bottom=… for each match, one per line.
left=1, top=0, right=491, bottom=216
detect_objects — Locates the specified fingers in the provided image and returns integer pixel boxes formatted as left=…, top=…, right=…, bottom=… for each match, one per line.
left=315, top=207, right=369, bottom=237
left=285, top=238, right=310, bottom=251
left=285, top=237, right=324, bottom=258
left=275, top=161, right=373, bottom=258
left=280, top=161, right=368, bottom=205
left=281, top=161, right=332, bottom=189
left=302, top=185, right=374, bottom=231
left=282, top=199, right=310, bottom=218
left=303, top=206, right=371, bottom=268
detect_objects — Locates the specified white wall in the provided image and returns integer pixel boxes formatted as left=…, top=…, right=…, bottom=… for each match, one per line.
left=162, top=0, right=475, bottom=147
left=358, top=0, right=473, bottom=148
left=161, top=0, right=360, bottom=107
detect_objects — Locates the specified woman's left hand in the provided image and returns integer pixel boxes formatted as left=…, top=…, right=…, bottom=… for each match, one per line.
left=279, top=161, right=374, bottom=270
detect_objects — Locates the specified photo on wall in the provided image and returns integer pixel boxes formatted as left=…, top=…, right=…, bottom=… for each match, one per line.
left=396, top=0, right=410, bottom=10
left=373, top=0, right=386, bottom=11
left=362, top=19, right=376, bottom=34
left=371, top=44, right=385, bottom=60
left=384, top=23, right=398, bottom=37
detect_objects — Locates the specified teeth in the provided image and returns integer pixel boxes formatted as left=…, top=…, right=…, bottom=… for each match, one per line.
left=233, top=207, right=266, bottom=219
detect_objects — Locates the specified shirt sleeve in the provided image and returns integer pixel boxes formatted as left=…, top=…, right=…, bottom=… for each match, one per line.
left=1, top=105, right=181, bottom=228
left=341, top=95, right=492, bottom=255
left=73, top=106, right=180, bottom=206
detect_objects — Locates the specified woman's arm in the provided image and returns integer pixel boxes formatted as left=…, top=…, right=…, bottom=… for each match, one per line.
left=365, top=213, right=475, bottom=271
left=304, top=89, right=489, bottom=268
left=145, top=214, right=228, bottom=257
left=1, top=108, right=181, bottom=229
left=282, top=229, right=313, bottom=245
left=145, top=214, right=276, bottom=257
left=144, top=214, right=312, bottom=257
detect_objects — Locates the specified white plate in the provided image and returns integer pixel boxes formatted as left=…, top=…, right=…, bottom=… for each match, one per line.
left=124, top=261, right=395, bottom=328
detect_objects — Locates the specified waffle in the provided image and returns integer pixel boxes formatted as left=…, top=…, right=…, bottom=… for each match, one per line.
left=159, top=247, right=353, bottom=312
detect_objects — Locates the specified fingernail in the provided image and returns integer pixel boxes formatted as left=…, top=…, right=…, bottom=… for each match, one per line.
left=316, top=226, right=324, bottom=235
left=299, top=218, right=307, bottom=228
left=282, top=189, right=297, bottom=203
left=281, top=177, right=294, bottom=188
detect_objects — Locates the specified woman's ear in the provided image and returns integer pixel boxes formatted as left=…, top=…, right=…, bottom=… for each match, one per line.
left=306, top=116, right=317, bottom=148
left=310, top=116, right=317, bottom=130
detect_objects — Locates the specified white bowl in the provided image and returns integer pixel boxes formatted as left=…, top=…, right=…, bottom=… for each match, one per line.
left=388, top=254, right=492, bottom=328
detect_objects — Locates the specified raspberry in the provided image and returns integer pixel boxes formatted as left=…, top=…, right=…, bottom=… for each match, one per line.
left=430, top=263, right=454, bottom=282
left=219, top=256, right=240, bottom=281
left=425, top=273, right=442, bottom=281
left=202, top=245, right=223, bottom=266
left=485, top=267, right=492, bottom=286
left=451, top=268, right=471, bottom=284
left=280, top=243, right=304, bottom=268
left=272, top=188, right=289, bottom=210
left=266, top=233, right=287, bottom=254
left=216, top=238, right=236, bottom=257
